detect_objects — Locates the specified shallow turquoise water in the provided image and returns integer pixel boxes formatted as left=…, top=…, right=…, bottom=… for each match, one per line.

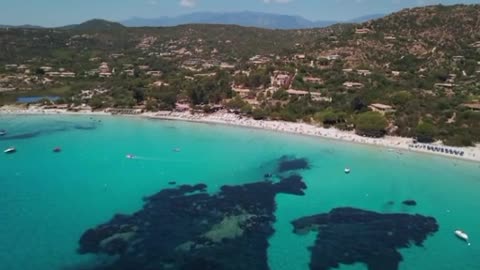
left=0, top=114, right=479, bottom=270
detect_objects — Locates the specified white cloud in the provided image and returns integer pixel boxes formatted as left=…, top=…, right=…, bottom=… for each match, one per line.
left=180, top=0, right=197, bottom=8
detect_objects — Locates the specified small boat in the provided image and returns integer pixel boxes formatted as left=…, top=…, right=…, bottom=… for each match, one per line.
left=455, top=230, right=470, bottom=245
left=344, top=168, right=351, bottom=174
left=173, top=148, right=181, bottom=152
left=4, top=147, right=16, bottom=154
left=0, top=130, right=6, bottom=136
left=53, top=147, right=62, bottom=153
left=126, top=154, right=135, bottom=159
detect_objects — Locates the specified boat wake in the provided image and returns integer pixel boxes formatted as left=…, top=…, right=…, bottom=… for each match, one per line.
left=129, top=156, right=163, bottom=161
left=126, top=154, right=192, bottom=163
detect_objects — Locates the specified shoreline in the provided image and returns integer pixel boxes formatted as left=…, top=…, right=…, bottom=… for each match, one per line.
left=1, top=106, right=479, bottom=163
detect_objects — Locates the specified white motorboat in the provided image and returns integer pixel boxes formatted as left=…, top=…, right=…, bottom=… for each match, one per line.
left=455, top=230, right=470, bottom=245
left=0, top=130, right=6, bottom=136
left=126, top=154, right=135, bottom=159
left=4, top=147, right=16, bottom=154
left=344, top=168, right=351, bottom=174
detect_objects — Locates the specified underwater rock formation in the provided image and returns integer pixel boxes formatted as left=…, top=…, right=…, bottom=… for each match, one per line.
left=74, top=122, right=97, bottom=130
left=0, top=131, right=41, bottom=140
left=277, top=155, right=310, bottom=173
left=292, top=207, right=439, bottom=270
left=77, top=164, right=308, bottom=270
left=402, top=200, right=417, bottom=206
left=0, top=119, right=99, bottom=141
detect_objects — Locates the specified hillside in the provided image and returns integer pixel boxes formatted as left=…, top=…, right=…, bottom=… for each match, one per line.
left=0, top=4, right=479, bottom=146
left=60, top=19, right=126, bottom=31
left=302, top=4, right=480, bottom=65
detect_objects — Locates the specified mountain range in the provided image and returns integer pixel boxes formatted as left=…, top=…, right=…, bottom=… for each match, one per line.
left=0, top=11, right=384, bottom=30
left=121, top=11, right=384, bottom=29
left=0, top=24, right=43, bottom=29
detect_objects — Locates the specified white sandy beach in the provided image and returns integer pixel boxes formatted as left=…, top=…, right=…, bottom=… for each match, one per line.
left=1, top=105, right=480, bottom=163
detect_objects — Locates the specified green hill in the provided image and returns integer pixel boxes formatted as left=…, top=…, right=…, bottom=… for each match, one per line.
left=60, top=19, right=126, bottom=31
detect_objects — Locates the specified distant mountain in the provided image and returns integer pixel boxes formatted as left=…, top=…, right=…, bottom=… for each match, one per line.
left=60, top=19, right=126, bottom=31
left=122, top=11, right=384, bottom=29
left=0, top=12, right=384, bottom=30
left=0, top=24, right=43, bottom=29
left=122, top=11, right=313, bottom=29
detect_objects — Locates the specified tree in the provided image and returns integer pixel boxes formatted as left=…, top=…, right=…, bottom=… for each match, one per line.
left=241, top=69, right=270, bottom=89
left=279, top=110, right=297, bottom=122
left=145, top=99, right=159, bottom=111
left=252, top=108, right=267, bottom=120
left=155, top=89, right=177, bottom=109
left=314, top=109, right=345, bottom=126
left=415, top=122, right=437, bottom=143
left=354, top=112, right=388, bottom=137
left=257, top=92, right=265, bottom=102
left=323, top=111, right=344, bottom=125
left=89, top=96, right=104, bottom=110
left=351, top=96, right=367, bottom=112
left=391, top=91, right=412, bottom=107
left=272, top=89, right=289, bottom=101
left=240, top=104, right=253, bottom=114
left=35, top=68, right=45, bottom=75
left=432, top=68, right=449, bottom=82
left=133, top=88, right=145, bottom=103
left=226, top=96, right=247, bottom=110
left=443, top=132, right=474, bottom=147
left=462, top=59, right=478, bottom=76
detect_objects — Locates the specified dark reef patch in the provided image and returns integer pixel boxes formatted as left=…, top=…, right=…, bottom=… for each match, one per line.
left=402, top=200, right=417, bottom=206
left=0, top=131, right=41, bottom=140
left=277, top=155, right=310, bottom=173
left=75, top=158, right=309, bottom=270
left=292, top=207, right=439, bottom=270
left=74, top=123, right=97, bottom=130
left=0, top=119, right=99, bottom=141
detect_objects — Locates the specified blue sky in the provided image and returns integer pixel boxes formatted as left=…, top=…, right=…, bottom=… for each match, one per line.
left=0, top=0, right=479, bottom=26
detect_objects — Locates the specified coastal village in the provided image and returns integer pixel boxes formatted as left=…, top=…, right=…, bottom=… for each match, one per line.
left=1, top=5, right=480, bottom=150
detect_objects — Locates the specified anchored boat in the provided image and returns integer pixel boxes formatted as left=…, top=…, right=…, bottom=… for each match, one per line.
left=455, top=230, right=470, bottom=245
left=4, top=147, right=16, bottom=154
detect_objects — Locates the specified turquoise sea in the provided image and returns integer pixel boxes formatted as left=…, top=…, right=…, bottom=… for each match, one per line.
left=0, top=114, right=479, bottom=270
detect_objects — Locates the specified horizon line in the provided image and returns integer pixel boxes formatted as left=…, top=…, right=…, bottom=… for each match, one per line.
left=1, top=10, right=386, bottom=28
